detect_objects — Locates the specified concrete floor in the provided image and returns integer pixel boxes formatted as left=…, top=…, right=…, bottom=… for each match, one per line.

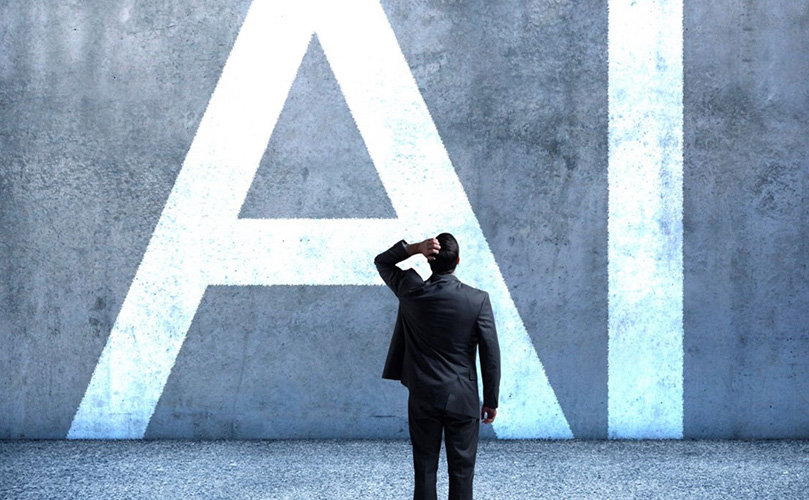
left=1, top=440, right=808, bottom=499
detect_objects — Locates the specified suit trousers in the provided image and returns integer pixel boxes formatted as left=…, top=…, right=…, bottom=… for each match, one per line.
left=408, top=393, right=480, bottom=500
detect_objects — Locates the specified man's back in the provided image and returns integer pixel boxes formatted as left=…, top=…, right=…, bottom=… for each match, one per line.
left=375, top=239, right=500, bottom=419
left=398, top=273, right=489, bottom=417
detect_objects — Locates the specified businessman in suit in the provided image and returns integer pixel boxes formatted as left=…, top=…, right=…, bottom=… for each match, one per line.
left=375, top=233, right=501, bottom=500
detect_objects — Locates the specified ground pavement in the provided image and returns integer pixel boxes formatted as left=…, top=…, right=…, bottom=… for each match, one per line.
left=1, top=439, right=808, bottom=499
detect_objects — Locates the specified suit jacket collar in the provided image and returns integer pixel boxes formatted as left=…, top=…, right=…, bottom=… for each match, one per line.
left=428, top=272, right=459, bottom=283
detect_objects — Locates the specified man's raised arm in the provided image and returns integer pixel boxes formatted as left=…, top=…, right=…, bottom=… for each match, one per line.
left=374, top=238, right=440, bottom=297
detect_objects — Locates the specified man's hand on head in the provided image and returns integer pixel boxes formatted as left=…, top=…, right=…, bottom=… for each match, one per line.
left=481, top=406, right=497, bottom=424
left=406, top=238, right=441, bottom=261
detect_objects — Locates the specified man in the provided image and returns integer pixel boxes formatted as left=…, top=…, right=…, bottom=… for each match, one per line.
left=375, top=233, right=501, bottom=500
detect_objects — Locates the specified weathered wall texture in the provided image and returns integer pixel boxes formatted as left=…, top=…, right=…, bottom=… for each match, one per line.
left=683, top=1, right=809, bottom=438
left=0, top=0, right=806, bottom=439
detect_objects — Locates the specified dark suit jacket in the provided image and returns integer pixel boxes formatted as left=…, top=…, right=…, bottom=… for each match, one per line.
left=375, top=240, right=500, bottom=419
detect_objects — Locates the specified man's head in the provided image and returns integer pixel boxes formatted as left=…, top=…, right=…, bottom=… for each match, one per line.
left=429, top=233, right=460, bottom=274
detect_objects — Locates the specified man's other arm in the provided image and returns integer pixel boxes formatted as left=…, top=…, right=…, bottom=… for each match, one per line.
left=477, top=292, right=501, bottom=424
left=373, top=238, right=440, bottom=297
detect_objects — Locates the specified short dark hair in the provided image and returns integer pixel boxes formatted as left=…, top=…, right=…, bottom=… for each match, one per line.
left=429, top=233, right=459, bottom=274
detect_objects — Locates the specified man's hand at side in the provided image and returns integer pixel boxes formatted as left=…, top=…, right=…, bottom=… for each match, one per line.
left=406, top=238, right=441, bottom=261
left=481, top=406, right=497, bottom=424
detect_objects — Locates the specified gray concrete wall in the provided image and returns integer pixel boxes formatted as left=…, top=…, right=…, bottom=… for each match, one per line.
left=683, top=0, right=809, bottom=438
left=1, top=0, right=806, bottom=439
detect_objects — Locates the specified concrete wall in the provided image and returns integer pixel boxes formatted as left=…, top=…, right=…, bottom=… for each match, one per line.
left=1, top=0, right=806, bottom=439
left=683, top=0, right=809, bottom=438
